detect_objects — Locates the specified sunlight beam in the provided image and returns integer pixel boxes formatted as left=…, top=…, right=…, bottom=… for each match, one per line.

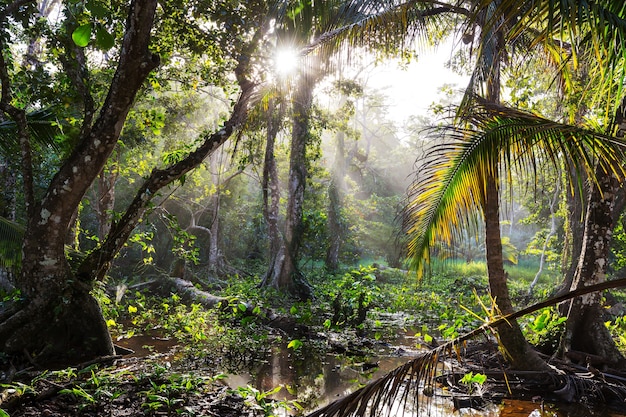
left=274, top=48, right=300, bottom=76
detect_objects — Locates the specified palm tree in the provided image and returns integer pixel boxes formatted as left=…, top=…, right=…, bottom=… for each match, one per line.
left=403, top=98, right=626, bottom=363
left=317, top=0, right=626, bottom=370
left=301, top=0, right=626, bottom=414
left=463, top=0, right=626, bottom=367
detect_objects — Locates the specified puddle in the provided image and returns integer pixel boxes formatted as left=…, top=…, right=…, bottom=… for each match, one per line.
left=225, top=342, right=419, bottom=408
left=115, top=334, right=178, bottom=358
left=118, top=327, right=626, bottom=416
left=224, top=340, right=626, bottom=416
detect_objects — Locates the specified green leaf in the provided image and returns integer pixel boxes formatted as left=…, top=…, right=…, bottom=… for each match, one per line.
left=72, top=23, right=92, bottom=47
left=472, top=373, right=487, bottom=385
left=460, top=372, right=474, bottom=384
left=0, top=409, right=10, bottom=417
left=238, top=302, right=247, bottom=312
left=265, top=385, right=283, bottom=396
left=287, top=339, right=303, bottom=350
left=95, top=26, right=115, bottom=50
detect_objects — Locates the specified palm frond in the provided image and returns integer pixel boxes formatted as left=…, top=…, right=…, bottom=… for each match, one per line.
left=302, top=0, right=464, bottom=61
left=404, top=99, right=626, bottom=277
left=0, top=216, right=24, bottom=270
left=469, top=0, right=626, bottom=117
left=306, top=277, right=626, bottom=417
left=0, top=108, right=62, bottom=157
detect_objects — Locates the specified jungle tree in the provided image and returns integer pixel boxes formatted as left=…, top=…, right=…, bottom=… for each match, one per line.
left=260, top=0, right=352, bottom=297
left=0, top=0, right=274, bottom=366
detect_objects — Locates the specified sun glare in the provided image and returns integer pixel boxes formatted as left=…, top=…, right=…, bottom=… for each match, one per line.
left=274, top=48, right=300, bottom=76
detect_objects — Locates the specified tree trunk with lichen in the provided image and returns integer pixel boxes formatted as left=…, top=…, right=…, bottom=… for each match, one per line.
left=0, top=0, right=160, bottom=366
left=563, top=169, right=626, bottom=368
left=0, top=0, right=261, bottom=368
left=560, top=164, right=585, bottom=294
left=561, top=99, right=626, bottom=369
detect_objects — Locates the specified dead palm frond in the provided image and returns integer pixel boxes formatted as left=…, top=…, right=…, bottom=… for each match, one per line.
left=306, top=277, right=626, bottom=417
left=403, top=98, right=626, bottom=277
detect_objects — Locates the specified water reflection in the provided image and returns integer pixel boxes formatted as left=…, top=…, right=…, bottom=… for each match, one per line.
left=117, top=332, right=625, bottom=417
left=225, top=342, right=626, bottom=417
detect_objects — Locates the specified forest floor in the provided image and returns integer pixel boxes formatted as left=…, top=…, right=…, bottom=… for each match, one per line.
left=4, top=321, right=626, bottom=417
left=3, top=262, right=626, bottom=416
left=2, top=354, right=258, bottom=416
left=1, top=323, right=397, bottom=417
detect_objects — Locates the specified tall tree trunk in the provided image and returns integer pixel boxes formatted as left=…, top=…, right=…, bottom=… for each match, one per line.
left=483, top=175, right=549, bottom=370
left=563, top=167, right=625, bottom=366
left=1, top=0, right=264, bottom=367
left=481, top=9, right=548, bottom=370
left=207, top=152, right=224, bottom=270
left=261, top=98, right=286, bottom=283
left=261, top=76, right=314, bottom=299
left=562, top=100, right=626, bottom=367
left=96, top=155, right=119, bottom=241
left=0, top=0, right=159, bottom=366
left=560, top=162, right=586, bottom=294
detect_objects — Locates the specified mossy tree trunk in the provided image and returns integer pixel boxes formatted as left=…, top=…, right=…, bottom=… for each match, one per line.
left=562, top=99, right=626, bottom=367
left=261, top=73, right=314, bottom=300
left=563, top=167, right=625, bottom=366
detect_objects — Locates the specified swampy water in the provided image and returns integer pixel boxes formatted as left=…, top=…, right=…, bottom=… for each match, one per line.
left=118, top=329, right=626, bottom=417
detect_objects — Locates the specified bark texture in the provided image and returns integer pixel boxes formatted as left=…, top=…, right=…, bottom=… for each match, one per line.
left=563, top=168, right=626, bottom=367
left=560, top=165, right=585, bottom=294
left=0, top=0, right=159, bottom=365
left=261, top=98, right=285, bottom=277
left=561, top=98, right=626, bottom=368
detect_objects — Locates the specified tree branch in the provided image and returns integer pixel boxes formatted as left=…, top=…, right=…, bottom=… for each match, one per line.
left=78, top=12, right=272, bottom=280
